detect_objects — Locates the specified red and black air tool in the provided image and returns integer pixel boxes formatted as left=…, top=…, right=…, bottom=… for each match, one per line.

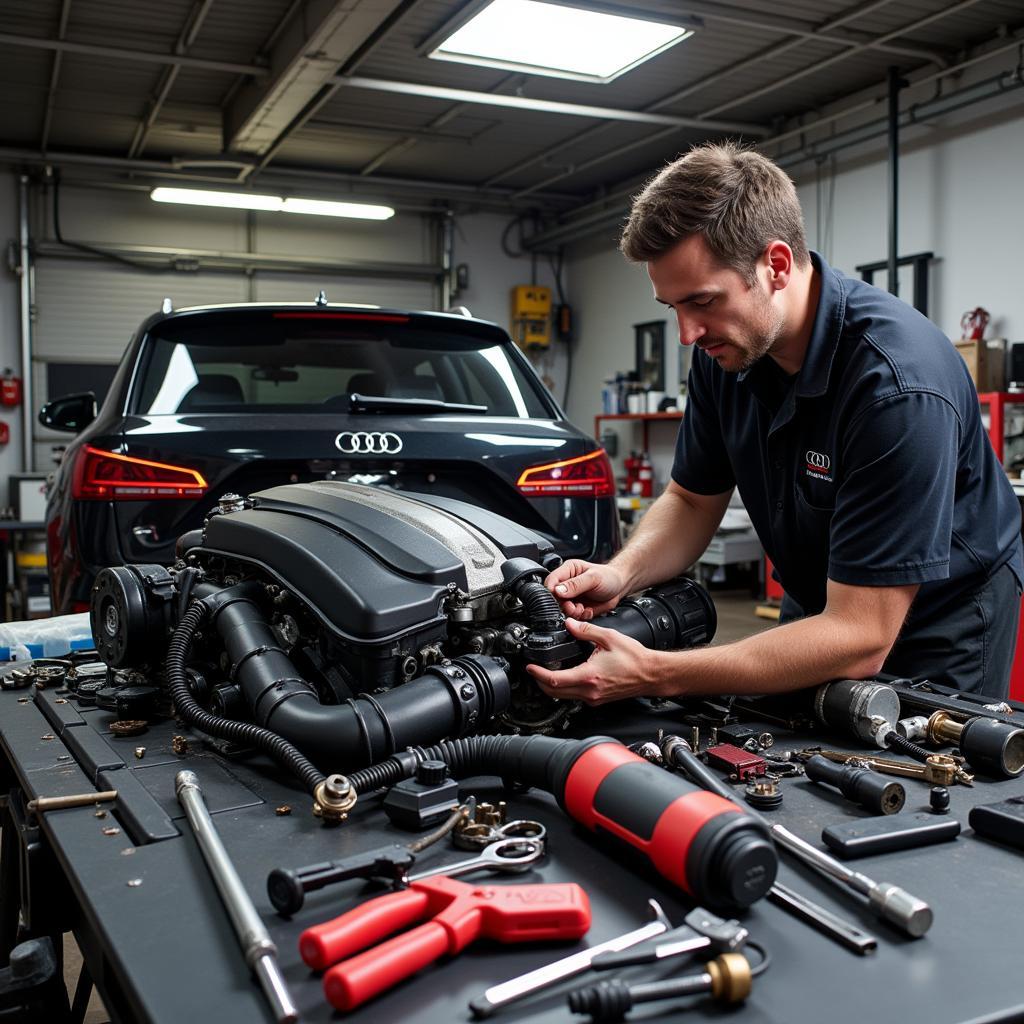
left=349, top=735, right=778, bottom=910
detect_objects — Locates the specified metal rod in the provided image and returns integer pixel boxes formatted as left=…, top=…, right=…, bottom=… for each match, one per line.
left=887, top=66, right=902, bottom=296
left=27, top=791, right=118, bottom=813
left=333, top=75, right=768, bottom=136
left=440, top=211, right=454, bottom=311
left=175, top=770, right=297, bottom=1024
left=17, top=175, right=34, bottom=472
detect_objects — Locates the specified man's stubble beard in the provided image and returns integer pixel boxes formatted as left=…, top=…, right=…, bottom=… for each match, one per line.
left=735, top=282, right=784, bottom=372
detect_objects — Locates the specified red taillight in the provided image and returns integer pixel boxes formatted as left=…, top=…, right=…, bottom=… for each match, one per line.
left=516, top=449, right=616, bottom=498
left=71, top=446, right=208, bottom=500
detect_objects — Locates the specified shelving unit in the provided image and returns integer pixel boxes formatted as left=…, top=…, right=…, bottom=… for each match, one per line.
left=594, top=411, right=683, bottom=453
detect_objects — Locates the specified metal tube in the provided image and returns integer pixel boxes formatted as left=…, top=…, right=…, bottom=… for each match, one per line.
left=333, top=76, right=768, bottom=136
left=175, top=770, right=297, bottom=1024
left=887, top=67, right=902, bottom=296
left=440, top=211, right=454, bottom=311
left=18, top=175, right=34, bottom=472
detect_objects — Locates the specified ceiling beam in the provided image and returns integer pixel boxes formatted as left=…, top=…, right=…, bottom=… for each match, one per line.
left=224, top=0, right=407, bottom=156
left=39, top=0, right=73, bottom=155
left=0, top=30, right=266, bottom=75
left=127, top=0, right=214, bottom=159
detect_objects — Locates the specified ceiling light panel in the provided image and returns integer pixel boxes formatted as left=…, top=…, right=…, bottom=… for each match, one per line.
left=151, top=188, right=394, bottom=220
left=429, top=0, right=693, bottom=83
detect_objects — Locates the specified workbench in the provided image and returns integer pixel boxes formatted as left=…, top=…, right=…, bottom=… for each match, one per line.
left=1, top=667, right=1021, bottom=1024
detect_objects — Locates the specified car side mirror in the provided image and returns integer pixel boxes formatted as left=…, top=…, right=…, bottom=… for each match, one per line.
left=38, top=392, right=97, bottom=432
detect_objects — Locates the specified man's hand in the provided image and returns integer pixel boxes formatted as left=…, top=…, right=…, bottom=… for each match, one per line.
left=543, top=559, right=628, bottom=619
left=525, top=618, right=659, bottom=705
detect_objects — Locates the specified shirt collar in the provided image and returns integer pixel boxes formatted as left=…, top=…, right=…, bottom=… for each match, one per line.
left=737, top=250, right=846, bottom=399
left=795, top=251, right=846, bottom=398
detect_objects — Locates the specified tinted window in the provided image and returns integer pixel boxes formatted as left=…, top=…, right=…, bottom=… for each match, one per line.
left=132, top=310, right=551, bottom=418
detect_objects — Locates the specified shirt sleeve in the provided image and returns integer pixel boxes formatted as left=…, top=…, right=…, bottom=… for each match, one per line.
left=671, top=354, right=736, bottom=495
left=828, top=390, right=960, bottom=586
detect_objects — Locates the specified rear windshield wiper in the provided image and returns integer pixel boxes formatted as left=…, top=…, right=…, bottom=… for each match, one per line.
left=348, top=393, right=488, bottom=414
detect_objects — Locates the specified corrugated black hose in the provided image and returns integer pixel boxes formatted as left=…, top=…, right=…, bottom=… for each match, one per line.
left=166, top=601, right=326, bottom=793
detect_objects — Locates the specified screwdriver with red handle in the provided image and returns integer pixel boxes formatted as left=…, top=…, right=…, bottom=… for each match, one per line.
left=300, top=874, right=591, bottom=1011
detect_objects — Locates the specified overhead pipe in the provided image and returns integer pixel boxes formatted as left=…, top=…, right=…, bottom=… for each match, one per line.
left=17, top=176, right=34, bottom=472
left=887, top=68, right=905, bottom=297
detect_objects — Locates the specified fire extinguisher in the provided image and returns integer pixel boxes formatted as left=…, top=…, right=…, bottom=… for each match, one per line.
left=637, top=451, right=654, bottom=498
left=1, top=369, right=22, bottom=408
left=624, top=451, right=641, bottom=495
left=0, top=422, right=8, bottom=445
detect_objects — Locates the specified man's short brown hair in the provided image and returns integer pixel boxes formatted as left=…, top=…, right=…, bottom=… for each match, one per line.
left=620, top=142, right=810, bottom=281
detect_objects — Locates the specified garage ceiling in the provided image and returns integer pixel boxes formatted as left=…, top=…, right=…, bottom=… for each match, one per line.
left=1, top=0, right=1022, bottom=215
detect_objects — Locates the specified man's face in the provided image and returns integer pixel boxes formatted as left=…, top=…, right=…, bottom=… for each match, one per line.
left=648, top=235, right=784, bottom=373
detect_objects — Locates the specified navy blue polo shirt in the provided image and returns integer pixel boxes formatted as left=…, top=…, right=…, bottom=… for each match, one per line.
left=673, top=252, right=1023, bottom=652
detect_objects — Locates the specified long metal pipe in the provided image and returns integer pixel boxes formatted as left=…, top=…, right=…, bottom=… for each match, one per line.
left=332, top=76, right=768, bottom=136
left=887, top=68, right=903, bottom=297
left=440, top=211, right=454, bottom=310
left=34, top=239, right=443, bottom=280
left=17, top=176, right=34, bottom=472
left=0, top=31, right=267, bottom=76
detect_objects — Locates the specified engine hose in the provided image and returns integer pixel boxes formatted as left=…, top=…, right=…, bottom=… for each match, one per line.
left=348, top=734, right=777, bottom=910
left=517, top=579, right=563, bottom=632
left=166, top=601, right=326, bottom=794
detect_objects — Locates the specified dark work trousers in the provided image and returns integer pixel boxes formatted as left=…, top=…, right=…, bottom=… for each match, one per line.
left=779, top=562, right=1022, bottom=699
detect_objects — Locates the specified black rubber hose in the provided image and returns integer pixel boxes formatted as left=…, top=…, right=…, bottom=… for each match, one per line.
left=517, top=579, right=563, bottom=632
left=166, top=602, right=326, bottom=793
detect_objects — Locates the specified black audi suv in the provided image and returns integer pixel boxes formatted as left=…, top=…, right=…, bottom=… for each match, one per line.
left=41, top=302, right=619, bottom=613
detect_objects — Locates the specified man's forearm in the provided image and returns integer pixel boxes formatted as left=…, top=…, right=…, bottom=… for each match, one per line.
left=648, top=609, right=893, bottom=696
left=609, top=487, right=725, bottom=593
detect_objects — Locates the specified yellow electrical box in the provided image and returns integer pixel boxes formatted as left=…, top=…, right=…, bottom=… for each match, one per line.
left=510, top=285, right=552, bottom=348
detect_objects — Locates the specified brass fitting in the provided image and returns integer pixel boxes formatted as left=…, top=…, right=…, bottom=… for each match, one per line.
left=312, top=774, right=357, bottom=823
left=707, top=952, right=752, bottom=1003
left=927, top=711, right=963, bottom=746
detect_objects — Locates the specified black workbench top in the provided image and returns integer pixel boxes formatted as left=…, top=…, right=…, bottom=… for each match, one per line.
left=1, top=676, right=1021, bottom=1024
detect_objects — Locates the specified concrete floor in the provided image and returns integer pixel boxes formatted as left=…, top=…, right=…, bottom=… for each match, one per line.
left=58, top=589, right=773, bottom=1022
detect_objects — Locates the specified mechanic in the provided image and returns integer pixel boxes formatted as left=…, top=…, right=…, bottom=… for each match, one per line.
left=527, top=142, right=1023, bottom=703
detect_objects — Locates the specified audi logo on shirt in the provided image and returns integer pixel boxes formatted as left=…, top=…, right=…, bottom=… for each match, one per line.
left=335, top=431, right=404, bottom=455
left=806, top=450, right=831, bottom=471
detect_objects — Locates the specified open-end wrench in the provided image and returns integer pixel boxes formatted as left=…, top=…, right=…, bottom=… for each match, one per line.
left=407, top=837, right=544, bottom=884
left=469, top=899, right=672, bottom=1018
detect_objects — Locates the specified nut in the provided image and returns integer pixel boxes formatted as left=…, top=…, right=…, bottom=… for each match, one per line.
left=134, top=747, right=146, bottom=760
left=171, top=735, right=188, bottom=755
left=275, top=805, right=292, bottom=816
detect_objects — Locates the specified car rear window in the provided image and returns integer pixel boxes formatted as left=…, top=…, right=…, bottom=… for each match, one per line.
left=131, top=310, right=552, bottom=418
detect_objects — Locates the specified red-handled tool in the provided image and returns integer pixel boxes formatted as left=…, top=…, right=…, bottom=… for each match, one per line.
left=301, top=875, right=591, bottom=1011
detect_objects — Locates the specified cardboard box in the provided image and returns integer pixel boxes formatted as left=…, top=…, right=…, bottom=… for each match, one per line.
left=956, top=338, right=1006, bottom=392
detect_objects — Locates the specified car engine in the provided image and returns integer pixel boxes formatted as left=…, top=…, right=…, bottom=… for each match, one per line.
left=88, top=482, right=716, bottom=787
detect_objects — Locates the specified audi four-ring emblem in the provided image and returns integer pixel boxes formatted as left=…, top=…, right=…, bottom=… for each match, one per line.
left=335, top=431, right=404, bottom=455
left=806, top=450, right=831, bottom=470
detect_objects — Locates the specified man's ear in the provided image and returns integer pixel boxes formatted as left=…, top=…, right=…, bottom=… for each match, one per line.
left=764, top=240, right=794, bottom=291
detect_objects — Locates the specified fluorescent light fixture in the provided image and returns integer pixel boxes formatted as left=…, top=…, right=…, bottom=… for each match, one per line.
left=429, top=0, right=692, bottom=83
left=150, top=187, right=394, bottom=220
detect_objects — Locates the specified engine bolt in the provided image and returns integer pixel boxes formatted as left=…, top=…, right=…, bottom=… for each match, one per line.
left=460, top=684, right=474, bottom=700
